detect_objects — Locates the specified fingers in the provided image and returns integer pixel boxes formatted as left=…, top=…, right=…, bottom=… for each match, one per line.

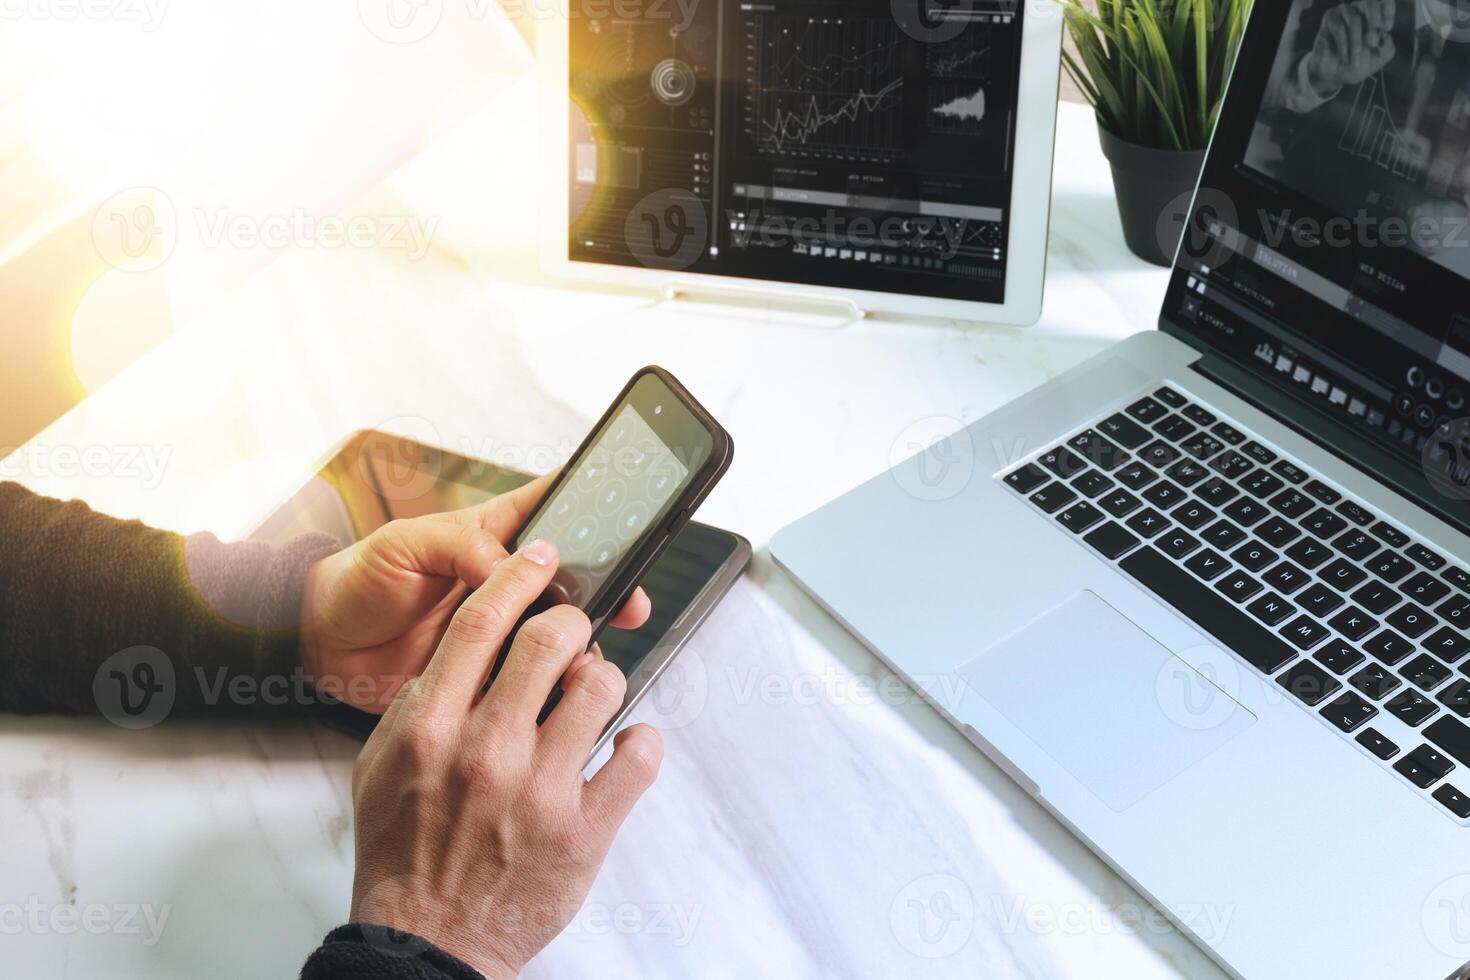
left=378, top=518, right=509, bottom=590
left=607, top=587, right=652, bottom=631
left=463, top=475, right=557, bottom=541
left=540, top=658, right=628, bottom=769
left=418, top=540, right=560, bottom=710
left=582, top=724, right=663, bottom=825
left=481, top=604, right=594, bottom=730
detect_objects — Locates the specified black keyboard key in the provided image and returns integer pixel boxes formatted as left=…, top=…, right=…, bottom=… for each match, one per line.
left=1153, top=387, right=1187, bottom=408
left=1058, top=502, right=1104, bottom=534
left=1386, top=688, right=1438, bottom=726
left=1071, top=470, right=1115, bottom=499
left=1349, top=663, right=1402, bottom=699
left=1426, top=715, right=1470, bottom=768
left=1099, top=489, right=1143, bottom=519
left=1357, top=727, right=1401, bottom=760
left=1242, top=471, right=1286, bottom=499
left=1099, top=413, right=1153, bottom=450
left=1153, top=415, right=1197, bottom=442
left=1328, top=606, right=1378, bottom=641
left=1039, top=447, right=1089, bottom=480
left=1242, top=441, right=1277, bottom=465
left=1269, top=489, right=1314, bottom=519
left=1271, top=461, right=1309, bottom=484
left=1232, top=541, right=1278, bottom=573
left=1278, top=661, right=1342, bottom=705
left=1438, top=595, right=1470, bottom=628
left=1202, top=520, right=1247, bottom=550
left=1172, top=501, right=1216, bottom=530
left=1114, top=461, right=1158, bottom=490
left=1425, top=626, right=1470, bottom=663
left=1126, top=397, right=1169, bottom=425
left=1316, top=639, right=1366, bottom=675
left=1211, top=421, right=1246, bottom=445
left=1439, top=679, right=1470, bottom=719
left=1183, top=405, right=1217, bottom=427
left=1322, top=692, right=1378, bottom=732
left=1223, top=498, right=1270, bottom=527
left=1334, top=530, right=1381, bottom=562
left=1196, top=478, right=1241, bottom=505
left=1083, top=522, right=1142, bottom=560
left=1158, top=529, right=1201, bottom=560
left=1365, top=630, right=1417, bottom=666
left=1068, top=430, right=1130, bottom=471
left=1402, top=572, right=1452, bottom=606
left=1444, top=566, right=1470, bottom=592
left=1351, top=581, right=1401, bottom=615
left=1119, top=547, right=1297, bottom=674
left=1433, top=784, right=1470, bottom=818
left=1185, top=548, right=1231, bottom=581
left=1031, top=483, right=1078, bottom=514
left=1165, top=459, right=1210, bottom=487
left=1402, top=654, right=1453, bottom=691
left=1336, top=500, right=1374, bottom=527
left=1367, top=552, right=1414, bottom=583
left=1297, top=583, right=1345, bottom=617
left=1247, top=592, right=1296, bottom=626
left=1320, top=559, right=1367, bottom=592
left=1302, top=509, right=1349, bottom=540
left=1006, top=465, right=1049, bottom=494
left=1125, top=508, right=1170, bottom=539
left=1280, top=615, right=1331, bottom=650
left=1304, top=480, right=1342, bottom=505
left=1141, top=481, right=1188, bottom=509
left=1395, top=744, right=1454, bottom=788
left=1180, top=434, right=1227, bottom=461
left=1387, top=603, right=1438, bottom=638
left=1217, top=571, right=1263, bottom=603
left=1210, top=451, right=1255, bottom=479
left=1263, top=561, right=1311, bottom=594
left=1257, top=516, right=1302, bottom=548
left=1408, top=544, right=1447, bottom=571
left=1371, top=522, right=1411, bottom=548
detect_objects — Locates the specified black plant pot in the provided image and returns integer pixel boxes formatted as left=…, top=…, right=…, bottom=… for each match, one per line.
left=1097, top=122, right=1207, bottom=267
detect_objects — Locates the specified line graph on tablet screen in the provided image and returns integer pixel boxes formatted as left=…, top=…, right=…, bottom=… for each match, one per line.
left=743, top=11, right=907, bottom=162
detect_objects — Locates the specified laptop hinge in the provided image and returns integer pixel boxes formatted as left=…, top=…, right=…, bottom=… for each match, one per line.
left=1189, top=350, right=1470, bottom=538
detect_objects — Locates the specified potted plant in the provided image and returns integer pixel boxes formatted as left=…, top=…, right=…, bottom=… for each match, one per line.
left=1060, top=0, right=1252, bottom=265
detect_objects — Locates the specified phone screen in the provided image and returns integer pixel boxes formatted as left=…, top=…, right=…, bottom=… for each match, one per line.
left=517, top=372, right=714, bottom=609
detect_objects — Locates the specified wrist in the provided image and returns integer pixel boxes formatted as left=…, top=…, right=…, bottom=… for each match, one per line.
left=352, top=884, right=522, bottom=980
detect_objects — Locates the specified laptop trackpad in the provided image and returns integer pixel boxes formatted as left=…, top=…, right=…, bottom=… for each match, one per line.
left=958, top=591, right=1256, bottom=812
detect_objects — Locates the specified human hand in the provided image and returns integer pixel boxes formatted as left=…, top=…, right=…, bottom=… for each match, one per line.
left=1307, top=0, right=1397, bottom=96
left=347, top=539, right=663, bottom=977
left=301, top=475, right=651, bottom=713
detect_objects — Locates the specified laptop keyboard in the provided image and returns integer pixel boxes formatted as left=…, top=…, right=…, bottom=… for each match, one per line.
left=1000, top=385, right=1470, bottom=825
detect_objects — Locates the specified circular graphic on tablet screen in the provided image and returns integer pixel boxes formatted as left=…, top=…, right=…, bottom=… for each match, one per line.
left=651, top=59, right=697, bottom=107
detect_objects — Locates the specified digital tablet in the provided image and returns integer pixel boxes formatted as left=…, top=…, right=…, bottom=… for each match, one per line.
left=250, top=430, right=750, bottom=751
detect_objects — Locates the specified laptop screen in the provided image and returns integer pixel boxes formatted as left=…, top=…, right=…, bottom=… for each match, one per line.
left=566, top=0, right=1027, bottom=305
left=1164, top=0, right=1470, bottom=496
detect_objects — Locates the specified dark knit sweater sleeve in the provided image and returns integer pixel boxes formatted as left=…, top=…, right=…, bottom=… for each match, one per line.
left=301, top=925, right=487, bottom=980
left=0, top=482, right=342, bottom=717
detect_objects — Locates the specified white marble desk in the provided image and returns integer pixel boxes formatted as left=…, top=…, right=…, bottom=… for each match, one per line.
left=0, top=101, right=1225, bottom=978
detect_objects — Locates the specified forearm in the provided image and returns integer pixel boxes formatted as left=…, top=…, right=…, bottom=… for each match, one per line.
left=0, top=482, right=340, bottom=717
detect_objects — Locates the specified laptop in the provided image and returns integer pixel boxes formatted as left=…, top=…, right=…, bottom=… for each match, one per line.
left=773, top=2, right=1470, bottom=978
left=536, top=0, right=1063, bottom=325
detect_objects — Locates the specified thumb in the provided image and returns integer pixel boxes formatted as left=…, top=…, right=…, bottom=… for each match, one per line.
left=374, top=517, right=510, bottom=589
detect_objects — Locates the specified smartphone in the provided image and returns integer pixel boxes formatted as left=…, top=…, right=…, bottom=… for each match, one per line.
left=506, top=366, right=734, bottom=643
left=248, top=426, right=748, bottom=754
